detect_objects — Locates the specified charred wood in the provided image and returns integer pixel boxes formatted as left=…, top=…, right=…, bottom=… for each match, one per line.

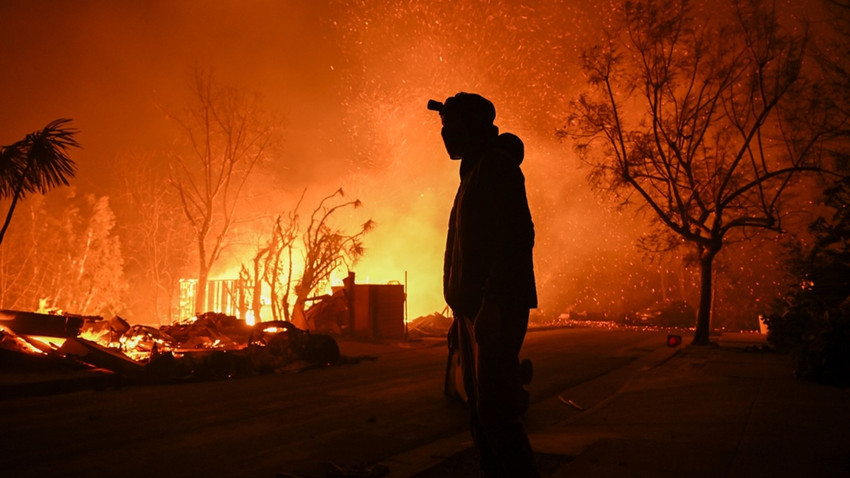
left=0, top=309, right=84, bottom=337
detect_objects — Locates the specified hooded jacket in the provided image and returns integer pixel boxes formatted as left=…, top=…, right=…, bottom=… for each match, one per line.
left=443, top=133, right=537, bottom=318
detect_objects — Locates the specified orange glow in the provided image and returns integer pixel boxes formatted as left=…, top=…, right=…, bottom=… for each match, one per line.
left=261, top=327, right=285, bottom=334
left=0, top=327, right=50, bottom=355
left=25, top=336, right=67, bottom=349
left=118, top=333, right=170, bottom=362
left=0, top=1, right=814, bottom=329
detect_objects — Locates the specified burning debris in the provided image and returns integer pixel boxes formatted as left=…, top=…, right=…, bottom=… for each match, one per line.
left=406, top=311, right=452, bottom=338
left=0, top=309, right=342, bottom=394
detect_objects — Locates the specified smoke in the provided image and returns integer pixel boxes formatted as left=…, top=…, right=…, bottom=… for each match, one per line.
left=1, top=0, right=807, bottom=324
left=324, top=0, right=656, bottom=318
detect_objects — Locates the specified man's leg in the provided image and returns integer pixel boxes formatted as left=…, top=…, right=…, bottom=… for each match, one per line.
left=475, top=304, right=537, bottom=477
left=456, top=314, right=505, bottom=476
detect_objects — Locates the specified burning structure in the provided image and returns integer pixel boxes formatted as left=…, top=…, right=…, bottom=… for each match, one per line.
left=0, top=309, right=342, bottom=390
left=0, top=273, right=405, bottom=394
left=307, top=274, right=406, bottom=339
left=175, top=273, right=407, bottom=340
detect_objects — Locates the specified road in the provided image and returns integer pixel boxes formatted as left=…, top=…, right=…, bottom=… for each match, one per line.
left=1, top=327, right=673, bottom=477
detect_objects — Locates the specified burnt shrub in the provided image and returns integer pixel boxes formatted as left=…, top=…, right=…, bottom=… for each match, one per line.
left=765, top=292, right=850, bottom=386
left=765, top=177, right=850, bottom=386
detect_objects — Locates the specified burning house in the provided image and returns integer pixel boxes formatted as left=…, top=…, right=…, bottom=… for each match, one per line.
left=0, top=274, right=405, bottom=395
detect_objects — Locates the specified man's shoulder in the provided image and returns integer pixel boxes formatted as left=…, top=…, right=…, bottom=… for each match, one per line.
left=477, top=147, right=523, bottom=179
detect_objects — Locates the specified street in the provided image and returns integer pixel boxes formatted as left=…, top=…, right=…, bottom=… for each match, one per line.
left=1, top=327, right=672, bottom=477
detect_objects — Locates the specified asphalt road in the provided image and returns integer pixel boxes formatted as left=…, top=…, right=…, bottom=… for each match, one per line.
left=1, top=327, right=672, bottom=478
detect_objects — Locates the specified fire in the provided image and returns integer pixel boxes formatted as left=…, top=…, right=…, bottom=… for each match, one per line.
left=0, top=325, right=53, bottom=355
left=1, top=0, right=817, bottom=334
left=24, top=335, right=66, bottom=349
left=118, top=332, right=170, bottom=362
left=179, top=255, right=408, bottom=325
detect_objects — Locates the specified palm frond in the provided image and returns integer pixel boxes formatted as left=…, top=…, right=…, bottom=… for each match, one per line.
left=22, top=119, right=80, bottom=193
left=0, top=119, right=80, bottom=199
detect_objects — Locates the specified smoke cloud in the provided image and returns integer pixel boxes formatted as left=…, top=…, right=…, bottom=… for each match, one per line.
left=1, top=0, right=811, bottom=325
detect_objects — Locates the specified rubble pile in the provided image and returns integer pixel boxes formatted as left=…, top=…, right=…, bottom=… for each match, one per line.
left=0, top=309, right=341, bottom=389
left=407, top=312, right=452, bottom=337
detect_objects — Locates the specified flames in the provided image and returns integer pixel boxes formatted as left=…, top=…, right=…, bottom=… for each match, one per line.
left=1, top=308, right=344, bottom=387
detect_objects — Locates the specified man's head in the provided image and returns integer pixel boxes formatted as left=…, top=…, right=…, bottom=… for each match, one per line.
left=428, top=92, right=498, bottom=160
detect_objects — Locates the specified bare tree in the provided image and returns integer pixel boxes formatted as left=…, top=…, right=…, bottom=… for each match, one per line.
left=561, top=0, right=835, bottom=344
left=264, top=207, right=301, bottom=321
left=241, top=189, right=371, bottom=326
left=244, top=247, right=270, bottom=323
left=0, top=119, right=79, bottom=246
left=114, top=152, right=193, bottom=324
left=290, top=189, right=374, bottom=329
left=169, top=69, right=274, bottom=315
left=245, top=205, right=300, bottom=322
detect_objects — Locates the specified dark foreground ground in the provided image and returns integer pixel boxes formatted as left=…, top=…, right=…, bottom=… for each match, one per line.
left=2, top=329, right=849, bottom=477
left=409, top=334, right=850, bottom=478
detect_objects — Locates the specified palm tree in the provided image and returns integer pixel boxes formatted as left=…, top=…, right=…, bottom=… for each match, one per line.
left=0, top=119, right=80, bottom=245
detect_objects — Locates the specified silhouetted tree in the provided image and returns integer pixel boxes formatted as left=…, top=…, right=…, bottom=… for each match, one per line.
left=766, top=174, right=850, bottom=384
left=264, top=206, right=301, bottom=322
left=169, top=69, right=274, bottom=315
left=244, top=202, right=300, bottom=322
left=0, top=119, right=79, bottom=245
left=765, top=0, right=850, bottom=379
left=114, top=152, right=193, bottom=324
left=561, top=0, right=835, bottom=344
left=290, top=189, right=374, bottom=329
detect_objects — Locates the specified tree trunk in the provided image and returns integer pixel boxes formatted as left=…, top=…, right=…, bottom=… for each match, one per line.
left=195, top=269, right=208, bottom=316
left=249, top=256, right=263, bottom=324
left=692, top=248, right=717, bottom=345
left=281, top=246, right=294, bottom=321
left=194, top=232, right=209, bottom=315
left=291, top=297, right=307, bottom=329
left=267, top=248, right=280, bottom=321
left=0, top=179, right=26, bottom=246
left=251, top=277, right=262, bottom=324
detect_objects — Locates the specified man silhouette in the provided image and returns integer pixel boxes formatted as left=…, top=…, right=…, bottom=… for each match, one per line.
left=429, top=92, right=538, bottom=477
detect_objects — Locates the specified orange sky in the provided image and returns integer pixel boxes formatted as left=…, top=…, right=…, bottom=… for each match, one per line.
left=2, top=0, right=822, bottom=323
left=1, top=0, right=614, bottom=321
